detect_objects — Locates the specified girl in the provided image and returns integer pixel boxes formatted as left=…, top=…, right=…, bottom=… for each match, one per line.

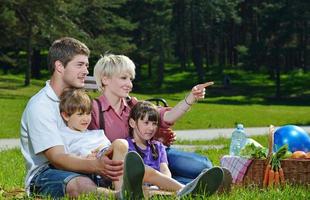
left=127, top=101, right=171, bottom=177
left=127, top=101, right=227, bottom=196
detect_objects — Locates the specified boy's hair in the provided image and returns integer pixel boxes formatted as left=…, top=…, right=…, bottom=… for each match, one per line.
left=129, top=101, right=159, bottom=160
left=93, top=54, right=136, bottom=92
left=59, top=88, right=92, bottom=116
left=48, top=37, right=90, bottom=74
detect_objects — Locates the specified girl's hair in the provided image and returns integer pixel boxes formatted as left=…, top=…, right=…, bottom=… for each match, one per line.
left=93, top=54, right=136, bottom=93
left=48, top=37, right=90, bottom=74
left=129, top=101, right=160, bottom=160
left=59, top=88, right=92, bottom=116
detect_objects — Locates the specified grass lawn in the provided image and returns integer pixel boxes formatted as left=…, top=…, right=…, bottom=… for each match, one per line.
left=1, top=136, right=309, bottom=199
left=1, top=69, right=310, bottom=138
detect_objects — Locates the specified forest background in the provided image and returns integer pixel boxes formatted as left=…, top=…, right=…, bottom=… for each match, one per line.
left=0, top=0, right=309, bottom=98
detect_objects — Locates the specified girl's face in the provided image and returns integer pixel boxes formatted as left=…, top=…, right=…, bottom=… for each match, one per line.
left=102, top=72, right=133, bottom=98
left=62, top=111, right=91, bottom=132
left=130, top=115, right=158, bottom=143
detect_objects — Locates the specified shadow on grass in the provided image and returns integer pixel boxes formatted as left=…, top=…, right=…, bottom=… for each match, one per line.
left=134, top=68, right=310, bottom=106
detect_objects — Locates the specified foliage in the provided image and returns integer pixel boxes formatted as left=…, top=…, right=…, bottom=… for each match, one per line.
left=240, top=143, right=267, bottom=159
left=1, top=0, right=309, bottom=93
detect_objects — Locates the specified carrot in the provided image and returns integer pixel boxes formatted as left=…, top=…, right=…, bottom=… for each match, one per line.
left=274, top=169, right=279, bottom=187
left=268, top=169, right=275, bottom=187
left=263, top=164, right=271, bottom=188
left=279, top=167, right=285, bottom=186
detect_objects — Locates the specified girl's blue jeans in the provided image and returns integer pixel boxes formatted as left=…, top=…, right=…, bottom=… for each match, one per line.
left=166, top=147, right=213, bottom=184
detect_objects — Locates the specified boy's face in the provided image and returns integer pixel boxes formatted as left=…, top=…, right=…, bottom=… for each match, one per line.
left=130, top=115, right=158, bottom=142
left=102, top=72, right=133, bottom=98
left=61, top=54, right=89, bottom=88
left=62, top=111, right=91, bottom=132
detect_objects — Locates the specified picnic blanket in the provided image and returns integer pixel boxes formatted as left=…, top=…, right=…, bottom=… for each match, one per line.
left=220, top=155, right=253, bottom=183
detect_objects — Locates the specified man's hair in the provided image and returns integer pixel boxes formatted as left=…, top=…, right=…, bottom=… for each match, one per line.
left=59, top=88, right=92, bottom=116
left=93, top=54, right=136, bottom=92
left=48, top=37, right=90, bottom=74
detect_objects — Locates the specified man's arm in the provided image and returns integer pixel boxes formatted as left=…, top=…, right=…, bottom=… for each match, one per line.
left=44, top=146, right=123, bottom=181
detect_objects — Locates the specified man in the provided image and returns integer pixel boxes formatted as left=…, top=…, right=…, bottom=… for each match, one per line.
left=20, top=37, right=125, bottom=198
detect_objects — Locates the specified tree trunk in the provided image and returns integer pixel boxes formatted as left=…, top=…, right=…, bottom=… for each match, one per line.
left=25, top=24, right=32, bottom=86
left=148, top=58, right=152, bottom=78
left=192, top=47, right=205, bottom=82
left=31, top=49, right=41, bottom=79
left=157, top=51, right=164, bottom=87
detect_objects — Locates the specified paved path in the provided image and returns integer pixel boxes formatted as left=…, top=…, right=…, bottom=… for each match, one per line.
left=1, top=126, right=310, bottom=151
left=176, top=126, right=310, bottom=140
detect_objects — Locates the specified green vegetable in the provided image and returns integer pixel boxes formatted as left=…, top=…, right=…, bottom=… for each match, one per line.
left=240, top=143, right=268, bottom=159
left=283, top=151, right=292, bottom=159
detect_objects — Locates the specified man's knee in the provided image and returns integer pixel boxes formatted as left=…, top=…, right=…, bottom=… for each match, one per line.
left=112, top=139, right=128, bottom=152
left=66, top=176, right=96, bottom=197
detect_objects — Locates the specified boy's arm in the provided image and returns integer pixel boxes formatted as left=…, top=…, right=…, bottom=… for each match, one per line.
left=44, top=145, right=123, bottom=181
left=163, top=82, right=214, bottom=123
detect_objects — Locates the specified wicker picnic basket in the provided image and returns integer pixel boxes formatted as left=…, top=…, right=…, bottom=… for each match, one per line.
left=242, top=125, right=310, bottom=187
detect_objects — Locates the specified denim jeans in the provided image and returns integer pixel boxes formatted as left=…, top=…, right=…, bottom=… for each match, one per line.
left=166, top=147, right=213, bottom=184
left=29, top=165, right=111, bottom=199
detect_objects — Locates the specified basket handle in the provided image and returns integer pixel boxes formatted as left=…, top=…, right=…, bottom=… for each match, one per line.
left=266, top=125, right=275, bottom=164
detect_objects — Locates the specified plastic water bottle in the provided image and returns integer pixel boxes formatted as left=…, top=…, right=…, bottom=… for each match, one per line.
left=229, top=124, right=247, bottom=156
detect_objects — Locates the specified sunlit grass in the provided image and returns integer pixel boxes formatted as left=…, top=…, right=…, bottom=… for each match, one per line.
left=1, top=69, right=310, bottom=138
left=1, top=137, right=309, bottom=199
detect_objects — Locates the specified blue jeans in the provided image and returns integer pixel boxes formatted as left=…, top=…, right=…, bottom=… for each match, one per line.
left=29, top=165, right=111, bottom=199
left=166, top=147, right=213, bottom=184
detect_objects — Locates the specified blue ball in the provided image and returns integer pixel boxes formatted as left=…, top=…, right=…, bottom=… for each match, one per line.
left=273, top=125, right=310, bottom=152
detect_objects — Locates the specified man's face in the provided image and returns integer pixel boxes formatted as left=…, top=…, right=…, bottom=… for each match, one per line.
left=63, top=54, right=89, bottom=88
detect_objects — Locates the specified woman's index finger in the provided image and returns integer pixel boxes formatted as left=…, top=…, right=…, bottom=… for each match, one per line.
left=198, top=82, right=214, bottom=89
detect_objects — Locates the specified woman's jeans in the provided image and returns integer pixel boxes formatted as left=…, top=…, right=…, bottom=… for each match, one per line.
left=166, top=147, right=213, bottom=184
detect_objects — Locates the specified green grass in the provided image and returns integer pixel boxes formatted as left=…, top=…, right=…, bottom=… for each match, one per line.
left=1, top=136, right=309, bottom=199
left=0, top=69, right=310, bottom=138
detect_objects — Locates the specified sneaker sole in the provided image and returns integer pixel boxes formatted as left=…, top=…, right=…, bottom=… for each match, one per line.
left=122, top=152, right=145, bottom=199
left=191, top=166, right=224, bottom=197
left=218, top=167, right=232, bottom=193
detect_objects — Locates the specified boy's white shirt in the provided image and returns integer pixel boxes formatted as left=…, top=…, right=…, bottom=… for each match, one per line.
left=59, top=126, right=111, bottom=157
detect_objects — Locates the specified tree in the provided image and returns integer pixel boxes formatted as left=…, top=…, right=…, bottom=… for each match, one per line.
left=125, top=0, right=172, bottom=87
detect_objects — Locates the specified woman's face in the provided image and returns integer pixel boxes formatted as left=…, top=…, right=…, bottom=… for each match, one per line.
left=102, top=72, right=133, bottom=98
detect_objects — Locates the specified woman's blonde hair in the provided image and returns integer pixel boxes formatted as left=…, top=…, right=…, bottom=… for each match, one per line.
left=93, top=54, right=136, bottom=93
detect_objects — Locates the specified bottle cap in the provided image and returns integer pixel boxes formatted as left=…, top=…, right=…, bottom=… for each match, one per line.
left=237, top=124, right=244, bottom=129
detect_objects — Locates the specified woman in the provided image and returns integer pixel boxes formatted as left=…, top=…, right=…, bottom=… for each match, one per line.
left=88, top=54, right=213, bottom=184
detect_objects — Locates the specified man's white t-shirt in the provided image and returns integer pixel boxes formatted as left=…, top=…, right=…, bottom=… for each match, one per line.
left=59, top=127, right=111, bottom=157
left=20, top=81, right=66, bottom=193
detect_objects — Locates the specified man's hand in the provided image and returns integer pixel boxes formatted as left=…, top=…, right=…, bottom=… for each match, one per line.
left=96, top=155, right=123, bottom=181
left=154, top=127, right=176, bottom=147
left=44, top=146, right=123, bottom=181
